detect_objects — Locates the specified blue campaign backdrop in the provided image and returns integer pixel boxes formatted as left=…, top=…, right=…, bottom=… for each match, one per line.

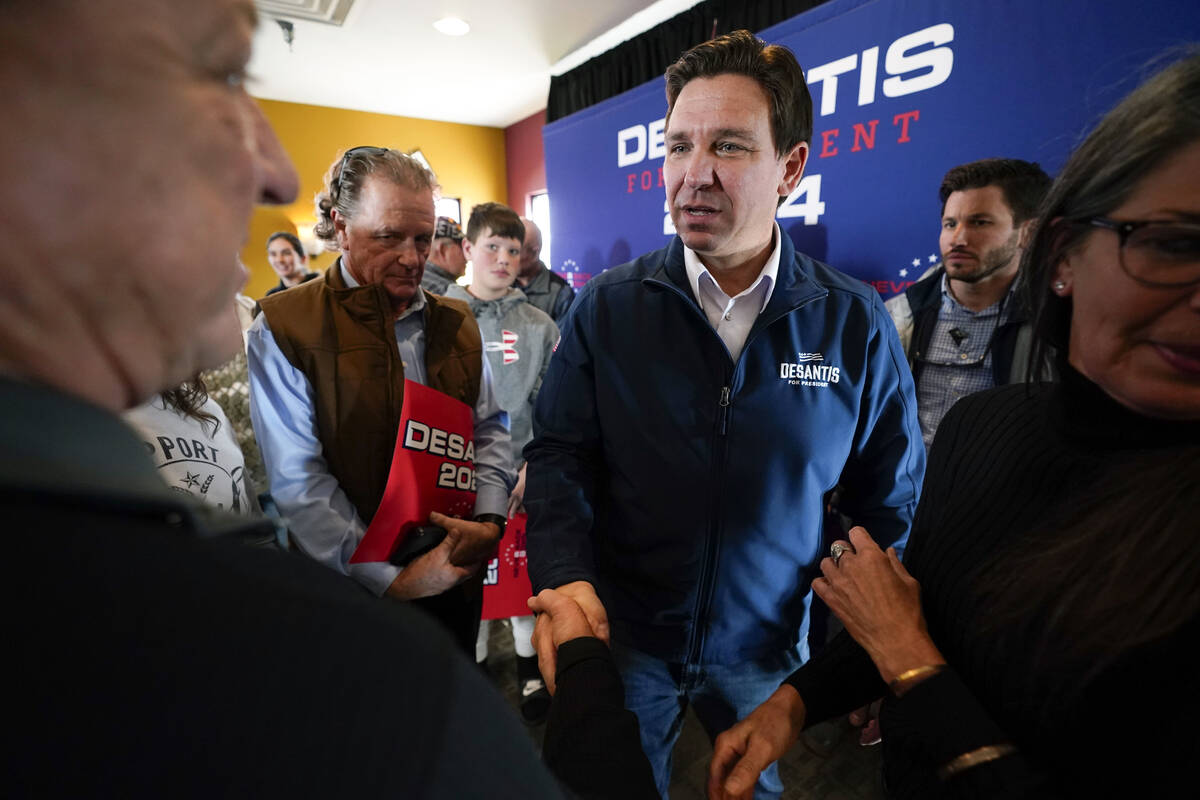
left=543, top=0, right=1199, bottom=296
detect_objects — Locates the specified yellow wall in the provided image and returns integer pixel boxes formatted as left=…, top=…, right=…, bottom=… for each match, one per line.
left=241, top=98, right=508, bottom=298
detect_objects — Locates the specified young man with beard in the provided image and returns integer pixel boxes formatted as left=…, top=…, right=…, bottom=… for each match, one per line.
left=886, top=158, right=1052, bottom=446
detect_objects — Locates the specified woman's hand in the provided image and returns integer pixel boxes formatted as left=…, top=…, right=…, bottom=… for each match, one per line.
left=813, top=527, right=945, bottom=684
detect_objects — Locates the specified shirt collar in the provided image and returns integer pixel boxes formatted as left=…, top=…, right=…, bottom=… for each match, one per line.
left=339, top=258, right=427, bottom=319
left=683, top=222, right=782, bottom=313
left=939, top=272, right=1017, bottom=317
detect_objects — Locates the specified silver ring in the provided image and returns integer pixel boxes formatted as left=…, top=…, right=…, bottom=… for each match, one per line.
left=830, top=542, right=852, bottom=566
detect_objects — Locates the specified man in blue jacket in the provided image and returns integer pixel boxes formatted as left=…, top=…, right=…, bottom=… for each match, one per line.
left=524, top=30, right=924, bottom=798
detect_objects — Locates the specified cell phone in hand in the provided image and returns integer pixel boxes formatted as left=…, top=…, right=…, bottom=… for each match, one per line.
left=388, top=524, right=447, bottom=567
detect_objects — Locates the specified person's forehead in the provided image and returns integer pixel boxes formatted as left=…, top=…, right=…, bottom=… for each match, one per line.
left=130, top=0, right=257, bottom=53
left=945, top=185, right=1011, bottom=216
left=668, top=74, right=771, bottom=133
left=359, top=178, right=435, bottom=225
left=172, top=0, right=257, bottom=36
left=479, top=230, right=522, bottom=246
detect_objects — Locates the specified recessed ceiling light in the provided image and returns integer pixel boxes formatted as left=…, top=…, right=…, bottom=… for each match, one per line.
left=433, top=16, right=470, bottom=36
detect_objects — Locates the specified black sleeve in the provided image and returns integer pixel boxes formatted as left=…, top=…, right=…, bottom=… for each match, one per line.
left=785, top=381, right=969, bottom=727
left=13, top=507, right=570, bottom=800
left=542, top=637, right=659, bottom=800
left=784, top=628, right=886, bottom=726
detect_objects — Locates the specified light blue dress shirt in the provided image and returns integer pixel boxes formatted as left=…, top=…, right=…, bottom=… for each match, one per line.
left=247, top=261, right=514, bottom=596
left=915, top=274, right=1015, bottom=447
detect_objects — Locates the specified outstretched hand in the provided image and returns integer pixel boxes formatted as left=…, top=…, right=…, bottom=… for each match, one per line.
left=527, top=581, right=609, bottom=694
left=707, top=686, right=806, bottom=800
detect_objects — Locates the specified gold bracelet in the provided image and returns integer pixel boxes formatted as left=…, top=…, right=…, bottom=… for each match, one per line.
left=888, top=664, right=945, bottom=695
left=937, top=744, right=1018, bottom=780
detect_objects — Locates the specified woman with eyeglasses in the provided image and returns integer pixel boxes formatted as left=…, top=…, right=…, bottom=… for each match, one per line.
left=709, top=52, right=1200, bottom=800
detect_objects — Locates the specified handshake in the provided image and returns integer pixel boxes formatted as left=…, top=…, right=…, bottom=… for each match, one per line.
left=527, top=581, right=610, bottom=694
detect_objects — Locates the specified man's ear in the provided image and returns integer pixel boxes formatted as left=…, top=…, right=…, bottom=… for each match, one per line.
left=331, top=208, right=350, bottom=251
left=778, top=141, right=809, bottom=197
left=1017, top=218, right=1037, bottom=249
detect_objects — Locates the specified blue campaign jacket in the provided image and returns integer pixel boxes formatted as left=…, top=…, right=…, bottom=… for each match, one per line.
left=525, top=235, right=925, bottom=665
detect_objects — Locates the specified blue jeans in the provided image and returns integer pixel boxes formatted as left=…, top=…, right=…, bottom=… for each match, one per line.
left=611, top=640, right=807, bottom=799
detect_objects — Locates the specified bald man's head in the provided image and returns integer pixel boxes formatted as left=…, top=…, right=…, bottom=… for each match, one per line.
left=518, top=217, right=543, bottom=282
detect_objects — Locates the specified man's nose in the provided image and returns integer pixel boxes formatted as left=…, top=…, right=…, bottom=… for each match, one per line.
left=249, top=102, right=299, bottom=206
left=683, top=151, right=716, bottom=190
left=949, top=225, right=969, bottom=247
left=395, top=240, right=424, bottom=269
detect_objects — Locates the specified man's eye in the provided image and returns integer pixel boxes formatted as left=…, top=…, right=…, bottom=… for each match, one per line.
left=670, top=144, right=690, bottom=154
left=717, top=142, right=743, bottom=153
left=220, top=68, right=250, bottom=89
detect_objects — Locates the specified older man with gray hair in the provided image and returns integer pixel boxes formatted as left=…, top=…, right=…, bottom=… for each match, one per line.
left=248, top=147, right=515, bottom=653
left=3, top=3, right=571, bottom=796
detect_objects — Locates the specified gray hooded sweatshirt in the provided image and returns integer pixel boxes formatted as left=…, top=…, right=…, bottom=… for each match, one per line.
left=443, top=286, right=558, bottom=464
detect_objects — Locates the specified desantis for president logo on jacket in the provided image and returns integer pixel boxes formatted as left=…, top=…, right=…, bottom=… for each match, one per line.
left=779, top=352, right=842, bottom=388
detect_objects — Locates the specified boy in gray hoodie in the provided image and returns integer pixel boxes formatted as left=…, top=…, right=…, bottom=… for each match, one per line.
left=445, top=203, right=559, bottom=723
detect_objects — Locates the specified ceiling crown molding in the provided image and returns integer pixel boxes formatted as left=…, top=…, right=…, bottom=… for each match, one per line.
left=255, top=0, right=355, bottom=26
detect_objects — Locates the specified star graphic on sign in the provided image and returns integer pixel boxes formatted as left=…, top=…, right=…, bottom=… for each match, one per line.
left=928, top=254, right=938, bottom=263
left=911, top=258, right=921, bottom=267
left=899, top=268, right=909, bottom=277
left=180, top=472, right=201, bottom=489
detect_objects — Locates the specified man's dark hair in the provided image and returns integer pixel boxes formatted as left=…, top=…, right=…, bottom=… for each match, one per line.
left=664, top=29, right=813, bottom=156
left=938, top=159, right=1052, bottom=224
left=465, top=202, right=524, bottom=244
left=266, top=231, right=305, bottom=258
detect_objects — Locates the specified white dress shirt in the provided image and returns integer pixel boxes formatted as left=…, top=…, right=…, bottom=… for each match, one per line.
left=682, top=223, right=783, bottom=361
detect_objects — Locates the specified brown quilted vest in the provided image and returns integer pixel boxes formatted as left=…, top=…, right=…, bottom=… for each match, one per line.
left=259, top=262, right=482, bottom=524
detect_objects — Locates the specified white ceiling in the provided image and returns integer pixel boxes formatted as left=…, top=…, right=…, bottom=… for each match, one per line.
left=249, top=0, right=703, bottom=128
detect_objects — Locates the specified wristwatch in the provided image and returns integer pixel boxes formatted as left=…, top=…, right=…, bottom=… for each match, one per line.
left=474, top=513, right=506, bottom=538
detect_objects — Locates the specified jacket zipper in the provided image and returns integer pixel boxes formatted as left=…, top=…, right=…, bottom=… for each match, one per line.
left=686, top=379, right=732, bottom=665
left=646, top=274, right=825, bottom=665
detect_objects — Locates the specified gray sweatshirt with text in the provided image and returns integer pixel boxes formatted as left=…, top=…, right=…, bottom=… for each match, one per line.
left=444, top=286, right=558, bottom=464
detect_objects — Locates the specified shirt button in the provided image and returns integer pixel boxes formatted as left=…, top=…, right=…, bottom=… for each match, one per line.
left=960, top=353, right=968, bottom=359
left=724, top=312, right=732, bottom=321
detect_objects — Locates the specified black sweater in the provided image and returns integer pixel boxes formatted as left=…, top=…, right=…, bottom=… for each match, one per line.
left=786, top=367, right=1200, bottom=798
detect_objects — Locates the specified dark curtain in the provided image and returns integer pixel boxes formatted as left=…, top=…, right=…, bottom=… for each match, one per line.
left=547, top=0, right=829, bottom=123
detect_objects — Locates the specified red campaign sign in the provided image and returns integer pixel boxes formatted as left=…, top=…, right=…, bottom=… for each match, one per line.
left=350, top=379, right=476, bottom=564
left=482, top=512, right=534, bottom=620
